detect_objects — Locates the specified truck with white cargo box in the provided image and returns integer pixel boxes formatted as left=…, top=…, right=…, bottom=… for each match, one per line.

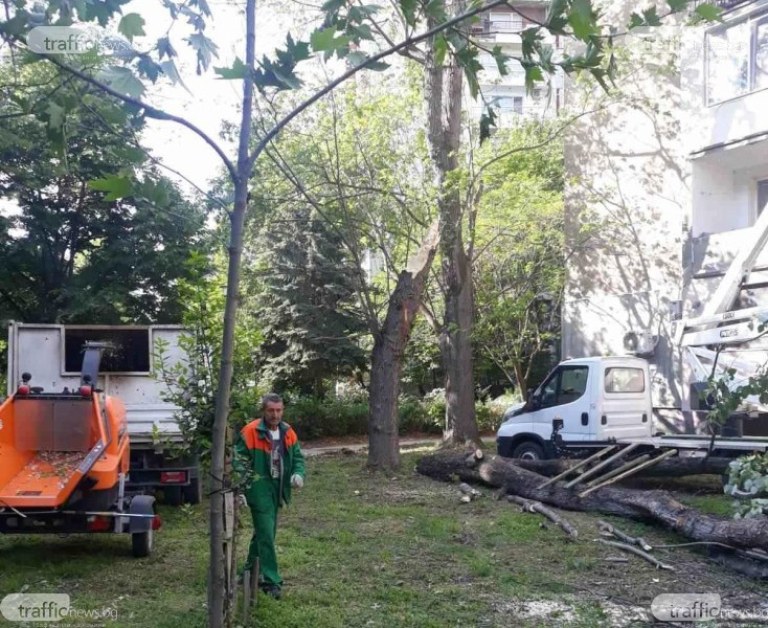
left=7, top=322, right=201, bottom=504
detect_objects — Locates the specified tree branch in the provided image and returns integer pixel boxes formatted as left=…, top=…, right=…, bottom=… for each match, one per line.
left=36, top=51, right=238, bottom=182
left=247, top=0, right=510, bottom=171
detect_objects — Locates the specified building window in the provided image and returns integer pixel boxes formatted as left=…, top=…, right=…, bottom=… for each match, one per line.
left=489, top=12, right=523, bottom=33
left=706, top=10, right=768, bottom=104
left=758, top=179, right=768, bottom=216
left=491, top=96, right=524, bottom=113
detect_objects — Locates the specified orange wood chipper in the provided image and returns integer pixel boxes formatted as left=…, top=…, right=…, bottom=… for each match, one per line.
left=0, top=343, right=161, bottom=556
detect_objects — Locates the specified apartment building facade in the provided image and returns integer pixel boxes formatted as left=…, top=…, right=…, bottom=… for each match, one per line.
left=562, top=0, right=768, bottom=431
left=472, top=1, right=564, bottom=124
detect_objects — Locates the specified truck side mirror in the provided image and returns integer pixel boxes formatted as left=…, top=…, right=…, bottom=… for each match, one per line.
left=527, top=389, right=541, bottom=410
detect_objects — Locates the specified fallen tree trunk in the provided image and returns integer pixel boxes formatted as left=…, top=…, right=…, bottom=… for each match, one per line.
left=416, top=450, right=768, bottom=553
left=509, top=456, right=732, bottom=478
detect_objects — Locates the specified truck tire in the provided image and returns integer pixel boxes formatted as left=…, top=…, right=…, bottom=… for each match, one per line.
left=183, top=476, right=203, bottom=505
left=163, top=486, right=183, bottom=506
left=511, top=441, right=545, bottom=461
left=132, top=528, right=153, bottom=558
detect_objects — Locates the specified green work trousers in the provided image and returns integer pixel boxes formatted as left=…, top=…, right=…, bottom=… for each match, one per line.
left=244, top=478, right=282, bottom=587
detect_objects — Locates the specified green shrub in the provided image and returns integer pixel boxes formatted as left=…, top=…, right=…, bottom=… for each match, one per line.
left=280, top=392, right=508, bottom=440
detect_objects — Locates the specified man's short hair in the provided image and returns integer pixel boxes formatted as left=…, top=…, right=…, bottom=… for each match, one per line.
left=261, top=393, right=283, bottom=409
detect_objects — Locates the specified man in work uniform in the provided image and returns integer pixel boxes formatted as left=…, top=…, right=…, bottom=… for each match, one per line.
left=234, top=393, right=305, bottom=599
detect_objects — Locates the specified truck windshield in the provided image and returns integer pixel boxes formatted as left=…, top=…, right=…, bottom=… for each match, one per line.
left=604, top=367, right=645, bottom=393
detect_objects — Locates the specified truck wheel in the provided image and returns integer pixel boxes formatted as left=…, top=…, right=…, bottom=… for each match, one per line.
left=183, top=476, right=203, bottom=505
left=511, top=441, right=545, bottom=461
left=132, top=528, right=153, bottom=558
left=163, top=486, right=183, bottom=506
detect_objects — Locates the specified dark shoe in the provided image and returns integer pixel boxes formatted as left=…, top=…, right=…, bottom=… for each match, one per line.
left=260, top=584, right=281, bottom=600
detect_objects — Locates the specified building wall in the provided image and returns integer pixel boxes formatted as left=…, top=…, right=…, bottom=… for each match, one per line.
left=562, top=3, right=689, bottom=416
left=564, top=0, right=768, bottom=431
left=472, top=1, right=563, bottom=124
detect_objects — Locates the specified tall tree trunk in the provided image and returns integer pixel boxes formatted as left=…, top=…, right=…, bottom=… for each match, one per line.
left=208, top=0, right=256, bottom=624
left=440, top=217, right=478, bottom=446
left=424, top=0, right=480, bottom=449
left=368, top=222, right=440, bottom=470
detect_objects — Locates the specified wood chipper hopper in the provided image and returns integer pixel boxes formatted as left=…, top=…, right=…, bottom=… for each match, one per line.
left=0, top=343, right=160, bottom=557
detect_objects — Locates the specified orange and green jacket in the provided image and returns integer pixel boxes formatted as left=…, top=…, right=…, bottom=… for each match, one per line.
left=234, top=418, right=305, bottom=509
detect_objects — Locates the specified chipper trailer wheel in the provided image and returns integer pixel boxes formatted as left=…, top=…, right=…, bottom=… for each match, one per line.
left=128, top=495, right=158, bottom=558
left=132, top=527, right=154, bottom=558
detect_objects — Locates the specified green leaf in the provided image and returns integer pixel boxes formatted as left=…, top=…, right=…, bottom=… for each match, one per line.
left=214, top=57, right=248, bottom=79
left=347, top=23, right=374, bottom=42
left=479, top=107, right=496, bottom=144
left=310, top=26, right=350, bottom=52
left=694, top=3, right=722, bottom=22
left=628, top=12, right=645, bottom=30
left=137, top=56, right=162, bottom=82
left=118, top=13, right=145, bottom=42
left=568, top=0, right=597, bottom=40
left=346, top=51, right=368, bottom=66
left=285, top=34, right=311, bottom=63
left=399, top=0, right=418, bottom=26
left=366, top=60, right=389, bottom=71
left=666, top=0, right=688, bottom=11
left=89, top=175, right=133, bottom=201
left=160, top=59, right=188, bottom=91
left=456, top=47, right=482, bottom=99
left=523, top=64, right=543, bottom=90
left=425, top=0, right=446, bottom=23
left=157, top=36, right=177, bottom=60
left=0, top=11, right=31, bottom=38
left=98, top=66, right=145, bottom=98
left=642, top=7, right=661, bottom=27
left=271, top=66, right=302, bottom=89
left=187, top=32, right=219, bottom=74
left=190, top=0, right=212, bottom=17
left=348, top=5, right=379, bottom=23
left=321, top=0, right=345, bottom=12
left=491, top=45, right=510, bottom=76
left=46, top=101, right=65, bottom=130
left=433, top=34, right=448, bottom=66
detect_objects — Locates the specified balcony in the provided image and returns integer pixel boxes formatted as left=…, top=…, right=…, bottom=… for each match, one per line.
left=715, top=0, right=759, bottom=10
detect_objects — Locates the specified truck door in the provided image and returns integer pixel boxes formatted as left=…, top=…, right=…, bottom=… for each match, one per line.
left=600, top=366, right=652, bottom=439
left=529, top=364, right=593, bottom=441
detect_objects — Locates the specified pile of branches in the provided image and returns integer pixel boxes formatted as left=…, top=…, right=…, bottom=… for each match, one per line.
left=416, top=450, right=768, bottom=577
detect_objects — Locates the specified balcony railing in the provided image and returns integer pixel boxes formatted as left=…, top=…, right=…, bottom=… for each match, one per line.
left=701, top=0, right=758, bottom=11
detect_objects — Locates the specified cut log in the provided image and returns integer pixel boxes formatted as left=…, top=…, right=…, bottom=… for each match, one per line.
left=512, top=456, right=732, bottom=479
left=416, top=450, right=768, bottom=553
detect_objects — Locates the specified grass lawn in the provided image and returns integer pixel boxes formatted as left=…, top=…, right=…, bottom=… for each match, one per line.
left=1, top=448, right=767, bottom=627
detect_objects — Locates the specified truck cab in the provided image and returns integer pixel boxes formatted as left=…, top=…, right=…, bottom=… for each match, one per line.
left=496, top=356, right=653, bottom=460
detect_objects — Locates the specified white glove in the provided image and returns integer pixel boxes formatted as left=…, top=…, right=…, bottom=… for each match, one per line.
left=291, top=474, right=304, bottom=488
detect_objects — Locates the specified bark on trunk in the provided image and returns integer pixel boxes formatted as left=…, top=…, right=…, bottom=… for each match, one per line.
left=424, top=0, right=480, bottom=449
left=511, top=456, right=733, bottom=478
left=368, top=222, right=440, bottom=471
left=208, top=0, right=256, bottom=624
left=416, top=450, right=768, bottom=552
